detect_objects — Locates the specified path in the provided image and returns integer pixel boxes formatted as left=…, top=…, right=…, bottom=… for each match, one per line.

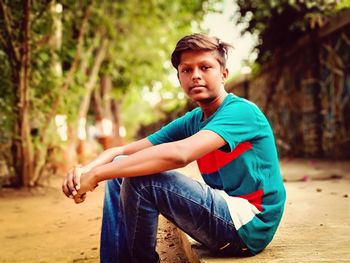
left=1, top=159, right=350, bottom=262
left=0, top=177, right=188, bottom=263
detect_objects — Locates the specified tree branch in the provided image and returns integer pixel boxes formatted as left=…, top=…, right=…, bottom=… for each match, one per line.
left=0, top=33, right=6, bottom=47
left=31, top=0, right=56, bottom=50
left=40, top=1, right=94, bottom=142
left=31, top=0, right=51, bottom=25
left=78, top=41, right=95, bottom=76
left=78, top=38, right=108, bottom=119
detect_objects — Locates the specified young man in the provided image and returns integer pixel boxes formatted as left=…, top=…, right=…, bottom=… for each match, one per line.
left=62, top=33, right=286, bottom=263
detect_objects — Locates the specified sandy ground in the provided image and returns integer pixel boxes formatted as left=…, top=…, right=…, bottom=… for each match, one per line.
left=179, top=159, right=350, bottom=263
left=1, top=158, right=350, bottom=263
left=0, top=176, right=188, bottom=263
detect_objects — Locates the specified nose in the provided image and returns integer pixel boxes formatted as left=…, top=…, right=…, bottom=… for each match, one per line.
left=191, top=67, right=201, bottom=80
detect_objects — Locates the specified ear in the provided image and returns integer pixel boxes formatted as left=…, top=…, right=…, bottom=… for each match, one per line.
left=222, top=68, right=229, bottom=82
left=177, top=71, right=182, bottom=84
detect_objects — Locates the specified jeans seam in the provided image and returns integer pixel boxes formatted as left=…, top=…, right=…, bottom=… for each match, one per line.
left=129, top=195, right=140, bottom=258
left=140, top=184, right=234, bottom=228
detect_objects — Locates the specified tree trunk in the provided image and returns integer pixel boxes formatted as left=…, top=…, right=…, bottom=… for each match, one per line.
left=30, top=0, right=63, bottom=186
left=11, top=0, right=34, bottom=186
left=92, top=75, right=114, bottom=149
left=1, top=1, right=94, bottom=186
left=111, top=99, right=125, bottom=146
left=40, top=1, right=94, bottom=141
left=76, top=39, right=108, bottom=160
left=92, top=75, right=125, bottom=149
left=31, top=1, right=94, bottom=183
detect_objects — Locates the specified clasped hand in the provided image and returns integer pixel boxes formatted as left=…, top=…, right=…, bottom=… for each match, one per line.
left=62, top=166, right=98, bottom=204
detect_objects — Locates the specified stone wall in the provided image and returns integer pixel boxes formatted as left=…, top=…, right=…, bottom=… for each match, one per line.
left=227, top=9, right=350, bottom=159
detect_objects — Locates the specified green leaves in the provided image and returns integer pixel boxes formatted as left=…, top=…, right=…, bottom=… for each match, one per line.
left=0, top=0, right=216, bottom=149
left=236, top=0, right=342, bottom=64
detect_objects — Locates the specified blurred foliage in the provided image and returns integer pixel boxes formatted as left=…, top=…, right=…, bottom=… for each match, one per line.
left=0, top=0, right=220, bottom=185
left=90, top=0, right=221, bottom=139
left=235, top=0, right=350, bottom=64
left=336, top=0, right=350, bottom=9
left=59, top=0, right=221, bottom=138
left=0, top=0, right=221, bottom=139
left=0, top=49, right=14, bottom=144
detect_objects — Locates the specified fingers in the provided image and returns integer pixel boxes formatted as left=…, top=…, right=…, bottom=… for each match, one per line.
left=62, top=168, right=75, bottom=198
left=62, top=167, right=81, bottom=198
left=67, top=168, right=78, bottom=196
left=62, top=178, right=72, bottom=198
left=74, top=193, right=86, bottom=204
left=73, top=168, right=81, bottom=191
left=62, top=177, right=87, bottom=203
left=62, top=166, right=95, bottom=201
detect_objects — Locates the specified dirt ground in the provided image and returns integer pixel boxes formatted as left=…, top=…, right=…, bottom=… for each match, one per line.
left=1, top=158, right=350, bottom=263
left=0, top=176, right=188, bottom=263
left=179, top=159, right=350, bottom=263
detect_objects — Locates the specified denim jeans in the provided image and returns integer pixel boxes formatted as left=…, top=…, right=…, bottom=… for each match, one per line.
left=100, top=161, right=245, bottom=263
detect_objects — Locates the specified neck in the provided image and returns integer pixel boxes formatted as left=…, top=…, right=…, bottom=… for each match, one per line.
left=199, top=90, right=228, bottom=120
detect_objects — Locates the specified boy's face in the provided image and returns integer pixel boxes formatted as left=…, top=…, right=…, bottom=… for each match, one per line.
left=177, top=50, right=228, bottom=104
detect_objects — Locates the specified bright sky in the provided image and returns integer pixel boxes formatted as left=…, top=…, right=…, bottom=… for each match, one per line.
left=147, top=0, right=257, bottom=105
left=201, top=0, right=257, bottom=77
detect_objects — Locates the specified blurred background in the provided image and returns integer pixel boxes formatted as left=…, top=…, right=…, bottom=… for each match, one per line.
left=1, top=0, right=350, bottom=188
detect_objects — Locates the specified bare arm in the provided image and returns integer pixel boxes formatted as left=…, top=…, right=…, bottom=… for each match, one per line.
left=62, top=138, right=152, bottom=198
left=75, top=130, right=226, bottom=195
left=83, top=138, right=153, bottom=170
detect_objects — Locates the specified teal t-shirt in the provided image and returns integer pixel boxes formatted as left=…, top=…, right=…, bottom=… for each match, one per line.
left=147, top=94, right=286, bottom=254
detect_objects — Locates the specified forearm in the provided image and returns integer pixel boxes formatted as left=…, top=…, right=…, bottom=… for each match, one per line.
left=92, top=142, right=187, bottom=183
left=84, top=147, right=123, bottom=171
left=71, top=130, right=226, bottom=197
left=83, top=138, right=153, bottom=171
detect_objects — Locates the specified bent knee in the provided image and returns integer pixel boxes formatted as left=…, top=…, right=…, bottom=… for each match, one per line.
left=121, top=176, right=148, bottom=189
left=105, top=178, right=122, bottom=192
left=122, top=173, right=167, bottom=190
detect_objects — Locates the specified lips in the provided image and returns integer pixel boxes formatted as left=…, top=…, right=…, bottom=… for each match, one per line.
left=189, top=85, right=206, bottom=92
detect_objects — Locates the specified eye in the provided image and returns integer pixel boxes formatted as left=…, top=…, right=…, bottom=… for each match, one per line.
left=181, top=67, right=192, bottom=73
left=201, top=65, right=210, bottom=71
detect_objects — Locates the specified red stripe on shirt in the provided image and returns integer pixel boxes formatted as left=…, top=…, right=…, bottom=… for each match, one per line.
left=196, top=141, right=252, bottom=174
left=238, top=189, right=264, bottom=212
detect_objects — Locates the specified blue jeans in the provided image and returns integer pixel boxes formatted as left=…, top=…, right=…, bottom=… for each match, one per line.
left=100, top=167, right=246, bottom=262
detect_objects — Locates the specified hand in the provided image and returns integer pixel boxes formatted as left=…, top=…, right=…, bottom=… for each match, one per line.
left=62, top=166, right=93, bottom=199
left=76, top=169, right=99, bottom=195
left=73, top=193, right=87, bottom=204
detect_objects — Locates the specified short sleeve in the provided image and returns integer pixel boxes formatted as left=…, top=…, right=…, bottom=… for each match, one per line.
left=147, top=110, right=199, bottom=145
left=202, top=100, right=267, bottom=151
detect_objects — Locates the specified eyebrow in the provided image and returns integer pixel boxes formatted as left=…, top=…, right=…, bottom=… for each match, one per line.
left=179, top=60, right=213, bottom=67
